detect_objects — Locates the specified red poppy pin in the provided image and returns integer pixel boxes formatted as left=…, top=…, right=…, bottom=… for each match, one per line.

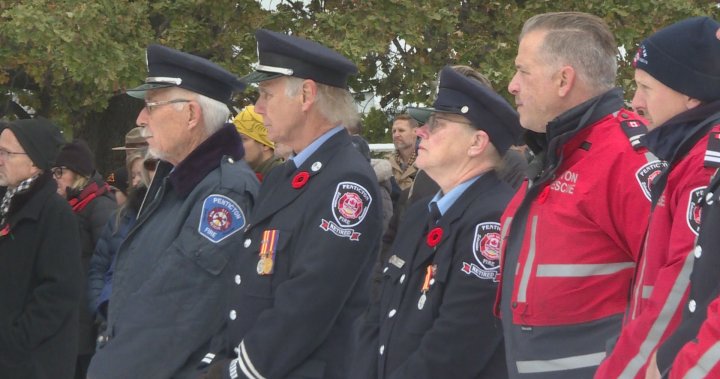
left=291, top=171, right=310, bottom=189
left=426, top=227, right=443, bottom=248
left=0, top=224, right=10, bottom=238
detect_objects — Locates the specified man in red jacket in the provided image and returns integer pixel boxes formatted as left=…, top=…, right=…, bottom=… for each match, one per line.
left=598, top=16, right=720, bottom=379
left=497, top=12, right=660, bottom=378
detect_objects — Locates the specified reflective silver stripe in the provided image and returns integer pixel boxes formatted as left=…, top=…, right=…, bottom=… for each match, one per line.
left=684, top=341, right=720, bottom=379
left=516, top=351, right=606, bottom=373
left=517, top=216, right=538, bottom=302
left=500, top=217, right=512, bottom=267
left=642, top=285, right=653, bottom=299
left=630, top=135, right=642, bottom=147
left=254, top=63, right=294, bottom=76
left=238, top=340, right=266, bottom=379
left=705, top=151, right=720, bottom=164
left=145, top=76, right=182, bottom=85
left=618, top=248, right=696, bottom=378
left=632, top=232, right=652, bottom=319
left=536, top=262, right=634, bottom=277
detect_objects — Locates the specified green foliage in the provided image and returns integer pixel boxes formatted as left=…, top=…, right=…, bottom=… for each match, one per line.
left=0, top=0, right=716, bottom=171
left=362, top=107, right=392, bottom=144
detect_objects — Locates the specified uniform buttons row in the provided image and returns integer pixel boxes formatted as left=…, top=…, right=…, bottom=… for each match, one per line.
left=244, top=238, right=251, bottom=248
left=689, top=299, right=697, bottom=313
left=694, top=245, right=702, bottom=259
left=230, top=310, right=237, bottom=320
left=707, top=191, right=715, bottom=205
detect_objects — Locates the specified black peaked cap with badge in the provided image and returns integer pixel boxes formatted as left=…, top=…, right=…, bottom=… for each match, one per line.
left=126, top=44, right=245, bottom=102
left=240, top=29, right=358, bottom=88
left=431, top=65, right=523, bottom=154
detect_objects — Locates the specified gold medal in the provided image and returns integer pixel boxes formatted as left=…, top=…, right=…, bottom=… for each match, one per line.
left=262, top=257, right=274, bottom=274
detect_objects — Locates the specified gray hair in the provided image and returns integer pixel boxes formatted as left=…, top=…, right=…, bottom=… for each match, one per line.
left=195, top=93, right=230, bottom=135
left=520, top=12, right=618, bottom=92
left=285, top=77, right=359, bottom=128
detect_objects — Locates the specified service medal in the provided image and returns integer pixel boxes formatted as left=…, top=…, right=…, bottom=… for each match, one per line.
left=417, top=293, right=427, bottom=310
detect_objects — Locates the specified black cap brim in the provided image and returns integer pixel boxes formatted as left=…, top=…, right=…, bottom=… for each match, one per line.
left=239, top=71, right=285, bottom=84
left=407, top=107, right=435, bottom=125
left=126, top=83, right=177, bottom=99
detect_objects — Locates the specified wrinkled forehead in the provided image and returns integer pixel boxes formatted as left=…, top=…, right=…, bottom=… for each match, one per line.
left=0, top=128, right=23, bottom=151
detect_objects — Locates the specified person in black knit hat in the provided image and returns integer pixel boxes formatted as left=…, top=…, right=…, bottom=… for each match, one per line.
left=52, top=138, right=117, bottom=379
left=595, top=16, right=720, bottom=379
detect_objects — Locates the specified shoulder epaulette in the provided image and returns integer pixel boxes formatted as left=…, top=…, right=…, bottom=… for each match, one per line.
left=704, top=127, right=720, bottom=168
left=617, top=110, right=649, bottom=150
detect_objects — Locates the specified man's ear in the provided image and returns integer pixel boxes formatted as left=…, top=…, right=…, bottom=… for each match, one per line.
left=686, top=97, right=702, bottom=111
left=557, top=65, right=576, bottom=98
left=300, top=80, right=318, bottom=111
left=187, top=101, right=201, bottom=130
left=468, top=130, right=490, bottom=157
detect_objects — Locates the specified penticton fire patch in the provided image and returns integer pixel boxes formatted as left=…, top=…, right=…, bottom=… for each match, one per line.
left=320, top=181, right=372, bottom=241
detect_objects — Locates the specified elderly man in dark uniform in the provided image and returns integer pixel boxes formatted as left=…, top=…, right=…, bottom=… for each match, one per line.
left=0, top=118, right=82, bottom=379
left=351, top=66, right=522, bottom=378
left=87, top=44, right=258, bottom=379
left=200, top=29, right=383, bottom=379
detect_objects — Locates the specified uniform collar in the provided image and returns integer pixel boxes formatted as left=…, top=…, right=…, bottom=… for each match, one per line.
left=289, top=126, right=344, bottom=168
left=168, top=124, right=245, bottom=197
left=429, top=175, right=481, bottom=216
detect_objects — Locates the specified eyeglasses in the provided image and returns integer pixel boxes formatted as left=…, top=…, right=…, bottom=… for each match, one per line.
left=144, top=99, right=191, bottom=112
left=426, top=114, right=473, bottom=133
left=0, top=148, right=28, bottom=160
left=51, top=166, right=69, bottom=179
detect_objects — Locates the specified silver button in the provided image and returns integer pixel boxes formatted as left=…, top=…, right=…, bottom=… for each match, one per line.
left=227, top=157, right=235, bottom=164
left=311, top=162, right=322, bottom=172
left=460, top=105, right=469, bottom=114
left=388, top=309, right=397, bottom=318
left=383, top=267, right=388, bottom=273
left=707, top=192, right=714, bottom=204
left=379, top=345, right=385, bottom=355
left=429, top=279, right=435, bottom=285
left=229, top=310, right=237, bottom=320
left=689, top=300, right=697, bottom=313
left=399, top=274, right=406, bottom=284
left=244, top=239, right=251, bottom=248
left=235, top=275, right=242, bottom=285
left=694, top=245, right=703, bottom=259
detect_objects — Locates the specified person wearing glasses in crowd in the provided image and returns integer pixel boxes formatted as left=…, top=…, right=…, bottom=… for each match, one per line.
left=52, top=139, right=117, bottom=379
left=0, top=118, right=83, bottom=379
left=87, top=44, right=258, bottom=379
left=352, top=66, right=522, bottom=379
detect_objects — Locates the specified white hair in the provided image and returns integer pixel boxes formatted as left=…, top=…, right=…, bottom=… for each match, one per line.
left=284, top=77, right=359, bottom=128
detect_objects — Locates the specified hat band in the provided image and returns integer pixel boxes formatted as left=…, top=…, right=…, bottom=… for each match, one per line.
left=146, top=76, right=182, bottom=85
left=254, top=63, right=294, bottom=76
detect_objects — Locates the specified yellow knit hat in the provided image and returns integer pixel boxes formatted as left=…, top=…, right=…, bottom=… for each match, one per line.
left=232, top=106, right=274, bottom=149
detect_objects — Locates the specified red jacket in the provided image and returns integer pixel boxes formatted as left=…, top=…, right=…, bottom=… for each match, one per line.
left=670, top=294, right=720, bottom=378
left=497, top=109, right=654, bottom=327
left=595, top=120, right=720, bottom=379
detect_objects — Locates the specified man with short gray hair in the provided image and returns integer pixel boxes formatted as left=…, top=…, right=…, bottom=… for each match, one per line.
left=87, top=44, right=258, bottom=379
left=497, top=12, right=660, bottom=378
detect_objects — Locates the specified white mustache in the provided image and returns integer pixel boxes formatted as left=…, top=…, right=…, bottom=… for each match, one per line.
left=140, top=128, right=153, bottom=138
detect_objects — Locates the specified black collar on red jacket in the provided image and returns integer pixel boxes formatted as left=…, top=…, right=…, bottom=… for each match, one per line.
left=168, top=123, right=245, bottom=198
left=640, top=99, right=720, bottom=164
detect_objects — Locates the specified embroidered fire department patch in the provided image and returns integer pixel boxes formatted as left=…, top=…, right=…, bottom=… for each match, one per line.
left=462, top=222, right=500, bottom=281
left=635, top=161, right=667, bottom=201
left=320, top=182, right=372, bottom=241
left=687, top=187, right=706, bottom=235
left=198, top=194, right=246, bottom=243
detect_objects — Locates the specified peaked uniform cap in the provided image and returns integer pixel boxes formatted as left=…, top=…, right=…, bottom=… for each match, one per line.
left=240, top=29, right=358, bottom=88
left=432, top=66, right=522, bottom=154
left=127, top=44, right=245, bottom=102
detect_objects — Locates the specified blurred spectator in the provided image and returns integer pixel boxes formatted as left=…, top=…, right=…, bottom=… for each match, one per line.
left=232, top=105, right=283, bottom=182
left=105, top=167, right=129, bottom=206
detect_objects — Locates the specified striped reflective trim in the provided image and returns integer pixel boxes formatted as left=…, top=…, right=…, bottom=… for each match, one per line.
left=618, top=249, right=696, bottom=378
left=705, top=151, right=720, bottom=165
left=642, top=285, right=654, bottom=299
left=500, top=216, right=512, bottom=268
left=536, top=262, right=634, bottom=277
left=684, top=341, right=720, bottom=379
left=201, top=353, right=215, bottom=364
left=229, top=358, right=239, bottom=379
left=238, top=340, right=266, bottom=379
left=516, top=351, right=606, bottom=373
left=629, top=134, right=642, bottom=147
left=632, top=234, right=652, bottom=319
left=517, top=216, right=538, bottom=302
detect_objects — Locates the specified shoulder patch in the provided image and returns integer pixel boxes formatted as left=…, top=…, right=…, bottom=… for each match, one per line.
left=461, top=222, right=500, bottom=281
left=635, top=160, right=667, bottom=201
left=198, top=194, right=246, bottom=243
left=319, top=181, right=373, bottom=241
left=687, top=187, right=706, bottom=235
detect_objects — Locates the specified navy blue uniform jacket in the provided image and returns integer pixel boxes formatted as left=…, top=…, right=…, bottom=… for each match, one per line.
left=222, top=130, right=383, bottom=379
left=351, top=171, right=511, bottom=379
